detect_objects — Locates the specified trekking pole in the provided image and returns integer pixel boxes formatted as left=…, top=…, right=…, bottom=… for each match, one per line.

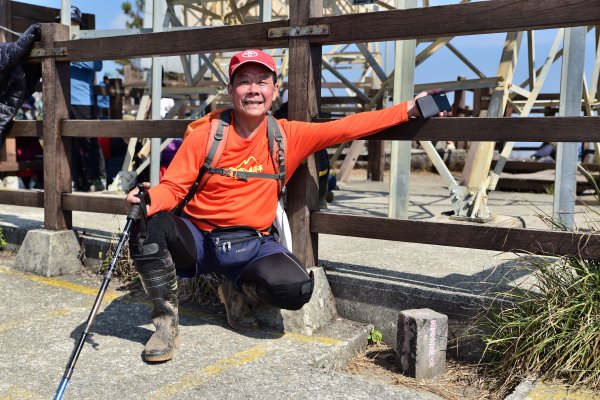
left=54, top=185, right=145, bottom=400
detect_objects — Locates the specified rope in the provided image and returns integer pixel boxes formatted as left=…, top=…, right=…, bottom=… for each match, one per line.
left=0, top=24, right=22, bottom=37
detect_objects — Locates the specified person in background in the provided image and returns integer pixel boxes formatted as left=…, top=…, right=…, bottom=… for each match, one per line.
left=582, top=142, right=595, bottom=164
left=96, top=74, right=110, bottom=120
left=67, top=6, right=105, bottom=192
left=529, top=142, right=557, bottom=162
left=15, top=96, right=43, bottom=189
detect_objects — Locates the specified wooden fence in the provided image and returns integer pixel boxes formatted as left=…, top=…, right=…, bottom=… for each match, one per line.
left=3, top=0, right=600, bottom=265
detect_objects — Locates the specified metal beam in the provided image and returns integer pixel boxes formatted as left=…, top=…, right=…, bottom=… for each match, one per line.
left=461, top=31, right=522, bottom=221
left=388, top=0, right=416, bottom=220
left=554, top=26, right=586, bottom=229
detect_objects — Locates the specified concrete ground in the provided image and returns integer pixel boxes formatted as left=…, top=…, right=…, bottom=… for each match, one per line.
left=0, top=170, right=598, bottom=399
left=0, top=260, right=443, bottom=400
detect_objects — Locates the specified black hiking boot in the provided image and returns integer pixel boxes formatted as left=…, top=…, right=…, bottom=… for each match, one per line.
left=137, top=263, right=179, bottom=362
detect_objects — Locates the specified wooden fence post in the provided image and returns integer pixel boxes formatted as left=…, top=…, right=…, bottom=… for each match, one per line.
left=41, top=23, right=72, bottom=230
left=286, top=0, right=323, bottom=266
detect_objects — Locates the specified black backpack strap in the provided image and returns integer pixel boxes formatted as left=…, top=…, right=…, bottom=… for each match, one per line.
left=267, top=114, right=286, bottom=197
left=172, top=110, right=286, bottom=216
left=172, top=110, right=231, bottom=216
left=207, top=113, right=286, bottom=187
left=206, top=167, right=282, bottom=181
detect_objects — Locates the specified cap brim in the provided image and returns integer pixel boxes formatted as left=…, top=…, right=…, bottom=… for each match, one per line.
left=230, top=60, right=276, bottom=79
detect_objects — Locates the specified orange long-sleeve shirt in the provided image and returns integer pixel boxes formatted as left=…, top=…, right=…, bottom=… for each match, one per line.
left=147, top=102, right=410, bottom=231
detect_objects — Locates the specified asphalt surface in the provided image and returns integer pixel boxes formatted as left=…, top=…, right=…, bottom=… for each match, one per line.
left=1, top=170, right=599, bottom=399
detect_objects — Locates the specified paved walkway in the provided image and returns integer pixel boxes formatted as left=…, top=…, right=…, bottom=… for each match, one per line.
left=0, top=171, right=598, bottom=399
left=0, top=260, right=443, bottom=400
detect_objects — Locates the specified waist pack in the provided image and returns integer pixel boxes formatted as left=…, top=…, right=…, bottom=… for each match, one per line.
left=205, top=226, right=264, bottom=271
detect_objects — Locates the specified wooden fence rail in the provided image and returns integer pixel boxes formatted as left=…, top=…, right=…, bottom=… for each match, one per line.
left=24, top=0, right=600, bottom=62
left=9, top=116, right=600, bottom=142
left=3, top=0, right=600, bottom=264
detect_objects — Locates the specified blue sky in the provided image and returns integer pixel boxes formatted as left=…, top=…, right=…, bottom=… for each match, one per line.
left=15, top=0, right=599, bottom=101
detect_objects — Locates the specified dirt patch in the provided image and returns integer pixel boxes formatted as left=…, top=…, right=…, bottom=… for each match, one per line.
left=344, top=342, right=501, bottom=400
left=0, top=248, right=17, bottom=261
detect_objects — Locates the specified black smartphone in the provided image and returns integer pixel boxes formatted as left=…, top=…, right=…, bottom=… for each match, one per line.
left=415, top=92, right=451, bottom=118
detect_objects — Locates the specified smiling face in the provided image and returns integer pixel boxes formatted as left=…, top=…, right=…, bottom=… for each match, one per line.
left=228, top=63, right=278, bottom=124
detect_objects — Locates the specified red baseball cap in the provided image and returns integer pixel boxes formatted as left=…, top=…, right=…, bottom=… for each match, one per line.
left=229, top=49, right=276, bottom=80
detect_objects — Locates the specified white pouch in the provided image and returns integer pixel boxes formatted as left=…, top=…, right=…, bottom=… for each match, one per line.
left=273, top=199, right=292, bottom=252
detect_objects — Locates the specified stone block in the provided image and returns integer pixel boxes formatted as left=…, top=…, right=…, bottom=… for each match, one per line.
left=254, top=266, right=338, bottom=336
left=397, top=308, right=448, bottom=379
left=14, top=229, right=82, bottom=277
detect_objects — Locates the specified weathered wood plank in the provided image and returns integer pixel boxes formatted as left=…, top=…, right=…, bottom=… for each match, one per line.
left=286, top=0, right=322, bottom=267
left=0, top=190, right=128, bottom=215
left=7, top=120, right=42, bottom=137
left=57, top=117, right=600, bottom=142
left=41, top=24, right=71, bottom=230
left=0, top=189, right=43, bottom=208
left=0, top=160, right=43, bottom=173
left=494, top=160, right=600, bottom=174
left=3, top=190, right=598, bottom=258
left=311, top=212, right=600, bottom=259
left=30, top=21, right=288, bottom=62
left=367, top=116, right=600, bottom=142
left=61, top=120, right=190, bottom=138
left=12, top=2, right=95, bottom=31
left=12, top=1, right=60, bottom=23
left=62, top=193, right=129, bottom=215
left=311, top=0, right=600, bottom=45
left=26, top=1, right=600, bottom=63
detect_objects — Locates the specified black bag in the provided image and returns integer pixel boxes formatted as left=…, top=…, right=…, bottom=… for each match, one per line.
left=205, top=226, right=264, bottom=271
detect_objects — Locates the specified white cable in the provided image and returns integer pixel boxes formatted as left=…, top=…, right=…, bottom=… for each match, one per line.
left=0, top=24, right=22, bottom=37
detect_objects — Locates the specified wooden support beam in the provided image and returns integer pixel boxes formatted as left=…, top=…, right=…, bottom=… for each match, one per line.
left=367, top=140, right=385, bottom=181
left=62, top=193, right=129, bottom=215
left=41, top=23, right=71, bottom=230
left=11, top=117, right=595, bottom=142
left=24, top=1, right=600, bottom=63
left=29, top=21, right=288, bottom=62
left=311, top=0, right=600, bottom=45
left=286, top=0, right=322, bottom=267
left=311, top=212, right=600, bottom=260
left=368, top=117, right=600, bottom=142
left=0, top=189, right=44, bottom=208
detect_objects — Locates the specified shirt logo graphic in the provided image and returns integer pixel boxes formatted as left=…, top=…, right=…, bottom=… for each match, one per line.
left=232, top=157, right=263, bottom=173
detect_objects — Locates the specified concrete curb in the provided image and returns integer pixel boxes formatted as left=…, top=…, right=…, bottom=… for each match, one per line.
left=504, top=379, right=537, bottom=400
left=1, top=221, right=117, bottom=270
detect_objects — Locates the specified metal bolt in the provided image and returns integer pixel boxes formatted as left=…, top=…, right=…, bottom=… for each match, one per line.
left=295, top=28, right=300, bottom=34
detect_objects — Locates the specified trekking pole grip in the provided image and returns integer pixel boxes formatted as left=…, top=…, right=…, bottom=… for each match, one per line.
left=127, top=183, right=147, bottom=221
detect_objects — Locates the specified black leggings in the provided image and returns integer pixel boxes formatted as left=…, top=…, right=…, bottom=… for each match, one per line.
left=129, top=211, right=314, bottom=309
left=129, top=211, right=197, bottom=276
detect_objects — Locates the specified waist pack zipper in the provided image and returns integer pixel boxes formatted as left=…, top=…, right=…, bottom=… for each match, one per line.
left=214, top=233, right=263, bottom=253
